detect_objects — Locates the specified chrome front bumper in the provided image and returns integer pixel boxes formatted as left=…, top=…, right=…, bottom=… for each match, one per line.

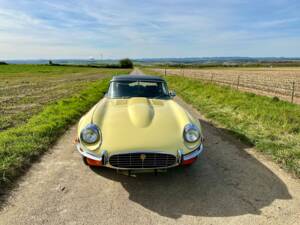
left=76, top=143, right=204, bottom=170
left=76, top=143, right=106, bottom=161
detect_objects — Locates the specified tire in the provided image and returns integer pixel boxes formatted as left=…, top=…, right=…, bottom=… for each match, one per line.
left=82, top=157, right=88, bottom=166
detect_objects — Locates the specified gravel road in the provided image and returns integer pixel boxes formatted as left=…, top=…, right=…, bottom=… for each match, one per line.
left=0, top=69, right=299, bottom=225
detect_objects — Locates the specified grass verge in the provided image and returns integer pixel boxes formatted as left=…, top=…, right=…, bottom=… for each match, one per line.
left=143, top=69, right=300, bottom=177
left=0, top=79, right=110, bottom=186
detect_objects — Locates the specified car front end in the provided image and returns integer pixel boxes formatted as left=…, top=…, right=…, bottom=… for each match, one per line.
left=75, top=75, right=205, bottom=171
left=75, top=138, right=204, bottom=169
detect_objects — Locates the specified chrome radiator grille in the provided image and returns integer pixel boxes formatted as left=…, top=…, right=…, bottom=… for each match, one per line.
left=109, top=152, right=177, bottom=169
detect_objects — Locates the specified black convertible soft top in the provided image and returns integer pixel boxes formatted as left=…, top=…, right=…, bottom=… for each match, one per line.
left=111, top=75, right=165, bottom=82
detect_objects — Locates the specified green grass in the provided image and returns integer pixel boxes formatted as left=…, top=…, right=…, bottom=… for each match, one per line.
left=0, top=79, right=111, bottom=185
left=143, top=69, right=300, bottom=177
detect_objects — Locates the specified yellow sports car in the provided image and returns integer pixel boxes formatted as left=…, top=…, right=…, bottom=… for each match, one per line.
left=75, top=75, right=204, bottom=170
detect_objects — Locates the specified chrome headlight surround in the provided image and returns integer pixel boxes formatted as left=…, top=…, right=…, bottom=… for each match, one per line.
left=183, top=124, right=201, bottom=143
left=80, top=124, right=101, bottom=145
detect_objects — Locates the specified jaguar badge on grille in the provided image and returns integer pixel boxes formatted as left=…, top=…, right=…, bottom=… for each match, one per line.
left=140, top=154, right=146, bottom=161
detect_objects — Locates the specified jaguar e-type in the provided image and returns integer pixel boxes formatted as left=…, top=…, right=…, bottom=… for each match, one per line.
left=75, top=75, right=204, bottom=170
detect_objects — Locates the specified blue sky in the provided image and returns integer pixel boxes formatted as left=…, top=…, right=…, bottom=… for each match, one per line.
left=0, top=0, right=300, bottom=59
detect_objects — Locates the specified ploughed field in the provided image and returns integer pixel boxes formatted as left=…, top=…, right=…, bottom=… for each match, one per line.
left=0, top=65, right=128, bottom=132
left=153, top=67, right=300, bottom=103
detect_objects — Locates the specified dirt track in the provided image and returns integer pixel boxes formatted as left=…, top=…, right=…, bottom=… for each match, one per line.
left=0, top=69, right=299, bottom=225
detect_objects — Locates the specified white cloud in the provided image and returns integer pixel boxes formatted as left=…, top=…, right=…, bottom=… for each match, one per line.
left=255, top=18, right=300, bottom=28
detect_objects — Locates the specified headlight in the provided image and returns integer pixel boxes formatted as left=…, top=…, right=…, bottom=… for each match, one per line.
left=183, top=124, right=200, bottom=143
left=80, top=124, right=101, bottom=144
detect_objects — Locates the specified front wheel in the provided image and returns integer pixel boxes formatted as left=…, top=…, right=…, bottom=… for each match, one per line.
left=82, top=157, right=88, bottom=165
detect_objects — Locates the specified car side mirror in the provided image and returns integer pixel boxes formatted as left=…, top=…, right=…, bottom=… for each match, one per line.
left=169, top=90, right=176, bottom=98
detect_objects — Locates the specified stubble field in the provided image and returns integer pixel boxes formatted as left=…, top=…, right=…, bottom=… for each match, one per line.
left=0, top=65, right=129, bottom=132
left=153, top=67, right=300, bottom=103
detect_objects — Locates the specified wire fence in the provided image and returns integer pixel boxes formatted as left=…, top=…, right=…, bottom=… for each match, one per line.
left=153, top=68, right=300, bottom=104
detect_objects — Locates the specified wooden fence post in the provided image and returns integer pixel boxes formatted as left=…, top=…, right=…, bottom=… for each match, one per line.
left=291, top=81, right=295, bottom=103
left=211, top=74, right=214, bottom=82
left=164, top=68, right=166, bottom=77
left=236, top=75, right=240, bottom=89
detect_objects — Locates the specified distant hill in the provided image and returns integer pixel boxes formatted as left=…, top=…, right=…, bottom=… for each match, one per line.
left=4, top=57, right=300, bottom=66
left=134, top=57, right=300, bottom=65
left=5, top=59, right=119, bottom=65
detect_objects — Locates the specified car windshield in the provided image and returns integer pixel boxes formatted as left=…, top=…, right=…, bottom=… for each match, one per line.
left=107, top=80, right=170, bottom=99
